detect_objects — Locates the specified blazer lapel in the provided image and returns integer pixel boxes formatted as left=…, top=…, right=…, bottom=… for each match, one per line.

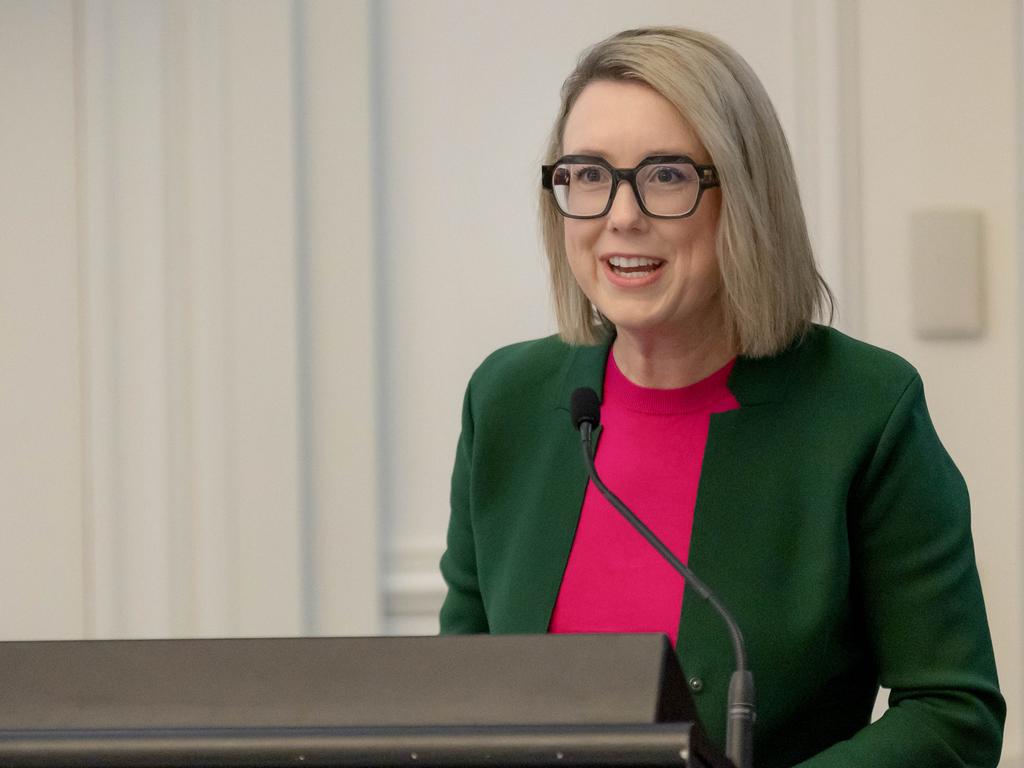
left=507, top=340, right=612, bottom=633
left=674, top=334, right=804, bottom=745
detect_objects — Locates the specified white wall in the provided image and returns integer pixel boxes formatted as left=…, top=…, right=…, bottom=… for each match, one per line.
left=0, top=0, right=84, bottom=639
left=857, top=1, right=1023, bottom=761
left=1, top=0, right=380, bottom=639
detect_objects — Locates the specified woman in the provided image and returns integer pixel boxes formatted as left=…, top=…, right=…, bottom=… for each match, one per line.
left=438, top=27, right=1004, bottom=768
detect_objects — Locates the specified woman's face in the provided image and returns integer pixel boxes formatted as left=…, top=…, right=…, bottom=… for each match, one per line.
left=561, top=80, right=723, bottom=342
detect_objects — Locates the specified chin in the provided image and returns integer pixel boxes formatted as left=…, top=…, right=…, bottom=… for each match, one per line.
left=604, top=314, right=676, bottom=338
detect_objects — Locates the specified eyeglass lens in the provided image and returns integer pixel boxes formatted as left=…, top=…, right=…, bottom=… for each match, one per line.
left=551, top=161, right=702, bottom=217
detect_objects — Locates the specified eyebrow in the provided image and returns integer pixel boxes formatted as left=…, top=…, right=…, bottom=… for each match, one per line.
left=565, top=148, right=699, bottom=160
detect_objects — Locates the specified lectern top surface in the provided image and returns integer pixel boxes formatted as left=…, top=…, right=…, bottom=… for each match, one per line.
left=0, top=633, right=694, bottom=731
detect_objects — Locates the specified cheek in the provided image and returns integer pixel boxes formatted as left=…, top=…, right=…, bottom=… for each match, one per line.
left=563, top=221, right=598, bottom=264
left=664, top=205, right=719, bottom=265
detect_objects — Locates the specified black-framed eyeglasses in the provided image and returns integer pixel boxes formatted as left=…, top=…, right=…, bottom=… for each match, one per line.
left=541, top=154, right=719, bottom=219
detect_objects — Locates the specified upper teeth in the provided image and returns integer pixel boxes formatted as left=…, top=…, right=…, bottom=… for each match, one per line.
left=609, top=256, right=661, bottom=268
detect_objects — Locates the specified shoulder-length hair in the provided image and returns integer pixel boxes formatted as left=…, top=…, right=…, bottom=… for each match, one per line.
left=540, top=27, right=834, bottom=357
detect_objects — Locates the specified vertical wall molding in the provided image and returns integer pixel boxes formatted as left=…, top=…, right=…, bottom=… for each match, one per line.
left=835, top=0, right=864, bottom=336
left=289, top=0, right=316, bottom=635
left=168, top=0, right=234, bottom=636
left=0, top=0, right=85, bottom=639
left=78, top=0, right=176, bottom=638
left=109, top=0, right=174, bottom=637
left=76, top=0, right=314, bottom=639
left=161, top=0, right=192, bottom=638
left=1015, top=0, right=1024, bottom=761
left=78, top=0, right=191, bottom=638
left=385, top=538, right=447, bottom=636
left=76, top=0, right=118, bottom=638
left=218, top=0, right=305, bottom=636
left=792, top=0, right=862, bottom=334
left=300, top=0, right=382, bottom=636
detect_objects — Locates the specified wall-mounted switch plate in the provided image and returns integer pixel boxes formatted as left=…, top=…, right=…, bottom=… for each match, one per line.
left=910, top=209, right=984, bottom=339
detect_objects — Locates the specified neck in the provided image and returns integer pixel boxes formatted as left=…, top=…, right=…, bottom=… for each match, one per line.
left=612, top=315, right=736, bottom=389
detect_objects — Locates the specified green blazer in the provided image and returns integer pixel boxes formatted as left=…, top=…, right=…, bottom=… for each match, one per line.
left=439, top=326, right=1004, bottom=768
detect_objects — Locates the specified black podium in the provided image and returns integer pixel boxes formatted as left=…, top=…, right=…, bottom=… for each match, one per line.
left=0, top=634, right=732, bottom=767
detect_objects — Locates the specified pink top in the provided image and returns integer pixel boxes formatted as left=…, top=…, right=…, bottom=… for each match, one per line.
left=548, top=351, right=739, bottom=646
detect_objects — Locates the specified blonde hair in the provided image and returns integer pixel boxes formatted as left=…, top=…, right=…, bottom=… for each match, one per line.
left=541, top=27, right=834, bottom=357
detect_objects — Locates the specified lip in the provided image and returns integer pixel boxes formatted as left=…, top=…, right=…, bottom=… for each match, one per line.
left=600, top=253, right=666, bottom=289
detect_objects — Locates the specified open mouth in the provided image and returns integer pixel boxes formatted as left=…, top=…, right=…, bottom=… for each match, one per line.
left=607, top=255, right=665, bottom=279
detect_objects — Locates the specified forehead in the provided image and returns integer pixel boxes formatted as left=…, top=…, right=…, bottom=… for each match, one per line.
left=562, top=80, right=707, bottom=165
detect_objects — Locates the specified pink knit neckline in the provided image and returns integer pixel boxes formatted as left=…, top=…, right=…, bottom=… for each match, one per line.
left=605, top=351, right=736, bottom=415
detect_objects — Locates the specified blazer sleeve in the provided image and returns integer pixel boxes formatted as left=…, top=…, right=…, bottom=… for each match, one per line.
left=795, top=374, right=1005, bottom=768
left=438, top=381, right=489, bottom=633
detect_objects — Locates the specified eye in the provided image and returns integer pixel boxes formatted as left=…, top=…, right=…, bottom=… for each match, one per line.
left=572, top=165, right=610, bottom=184
left=647, top=165, right=692, bottom=185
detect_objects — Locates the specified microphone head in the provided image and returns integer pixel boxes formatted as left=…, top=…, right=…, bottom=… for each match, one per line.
left=570, top=387, right=601, bottom=431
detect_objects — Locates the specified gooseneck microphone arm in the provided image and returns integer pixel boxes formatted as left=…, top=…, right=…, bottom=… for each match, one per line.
left=569, top=387, right=755, bottom=768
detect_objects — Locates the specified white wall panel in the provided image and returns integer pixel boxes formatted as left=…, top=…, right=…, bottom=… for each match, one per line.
left=792, top=0, right=862, bottom=333
left=75, top=0, right=326, bottom=639
left=299, top=0, right=381, bottom=635
left=77, top=0, right=117, bottom=637
left=73, top=0, right=377, bottom=640
left=76, top=0, right=257, bottom=638
left=164, top=0, right=233, bottom=635
left=221, top=0, right=304, bottom=635
left=78, top=0, right=196, bottom=639
left=0, top=0, right=85, bottom=640
left=109, top=0, right=173, bottom=636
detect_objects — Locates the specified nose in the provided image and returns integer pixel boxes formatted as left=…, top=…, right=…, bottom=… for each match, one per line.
left=605, top=179, right=646, bottom=232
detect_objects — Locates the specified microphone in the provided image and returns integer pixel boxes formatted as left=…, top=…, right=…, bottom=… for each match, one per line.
left=569, top=386, right=755, bottom=768
left=570, top=386, right=601, bottom=435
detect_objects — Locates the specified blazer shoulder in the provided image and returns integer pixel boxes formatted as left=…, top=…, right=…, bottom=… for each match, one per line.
left=795, top=325, right=921, bottom=404
left=467, top=334, right=578, bottom=412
